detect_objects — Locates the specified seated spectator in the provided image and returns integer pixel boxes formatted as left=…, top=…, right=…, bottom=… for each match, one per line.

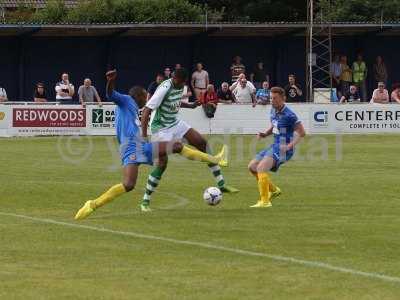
left=370, top=82, right=389, bottom=104
left=250, top=62, right=269, bottom=90
left=164, top=67, right=172, bottom=79
left=232, top=78, right=256, bottom=105
left=0, top=86, right=7, bottom=102
left=78, top=78, right=102, bottom=106
left=230, top=56, right=246, bottom=83
left=340, top=85, right=360, bottom=103
left=55, top=73, right=75, bottom=104
left=201, top=84, right=218, bottom=118
left=256, top=81, right=271, bottom=105
left=147, top=73, right=164, bottom=99
left=284, top=74, right=303, bottom=102
left=191, top=62, right=209, bottom=101
left=391, top=83, right=400, bottom=104
left=33, top=83, right=47, bottom=102
left=217, top=82, right=236, bottom=104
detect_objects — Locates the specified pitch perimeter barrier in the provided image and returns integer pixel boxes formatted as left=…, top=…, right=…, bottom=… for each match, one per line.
left=1, top=103, right=400, bottom=137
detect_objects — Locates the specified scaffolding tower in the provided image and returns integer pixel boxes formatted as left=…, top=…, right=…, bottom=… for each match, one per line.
left=306, top=0, right=333, bottom=102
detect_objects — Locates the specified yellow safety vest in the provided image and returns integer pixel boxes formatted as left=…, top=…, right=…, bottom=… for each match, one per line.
left=353, top=62, right=367, bottom=83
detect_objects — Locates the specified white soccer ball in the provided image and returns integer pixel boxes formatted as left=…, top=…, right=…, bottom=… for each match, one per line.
left=203, top=187, right=222, bottom=206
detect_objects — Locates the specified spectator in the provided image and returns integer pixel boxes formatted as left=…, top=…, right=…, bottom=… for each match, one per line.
left=339, top=55, right=352, bottom=96
left=163, top=67, right=172, bottom=79
left=373, top=56, right=388, bottom=87
left=0, top=86, right=7, bottom=102
left=230, top=56, right=246, bottom=83
left=217, top=82, right=236, bottom=104
left=33, top=83, right=47, bottom=102
left=331, top=54, right=342, bottom=97
left=230, top=73, right=256, bottom=93
left=250, top=62, right=269, bottom=90
left=55, top=73, right=75, bottom=104
left=191, top=62, right=209, bottom=101
left=232, top=78, right=256, bottom=105
left=340, top=85, right=360, bottom=104
left=370, top=82, right=389, bottom=104
left=256, top=81, right=271, bottom=105
left=391, top=83, right=400, bottom=104
left=352, top=53, right=368, bottom=101
left=284, top=74, right=303, bottom=102
left=175, top=63, right=182, bottom=70
left=147, top=73, right=164, bottom=99
left=78, top=78, right=102, bottom=106
left=201, top=84, right=218, bottom=118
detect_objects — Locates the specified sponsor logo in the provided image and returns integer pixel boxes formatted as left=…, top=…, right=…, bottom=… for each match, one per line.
left=129, top=154, right=136, bottom=161
left=314, top=111, right=328, bottom=123
left=13, top=108, right=86, bottom=127
left=0, top=111, right=5, bottom=121
left=91, top=108, right=115, bottom=128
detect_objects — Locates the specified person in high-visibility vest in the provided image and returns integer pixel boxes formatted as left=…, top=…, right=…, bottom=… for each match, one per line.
left=352, top=53, right=368, bottom=101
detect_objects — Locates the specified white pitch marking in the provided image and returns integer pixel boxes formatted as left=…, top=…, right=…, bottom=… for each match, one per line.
left=1, top=212, right=400, bottom=284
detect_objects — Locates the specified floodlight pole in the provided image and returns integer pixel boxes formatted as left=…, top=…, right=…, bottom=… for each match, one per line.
left=306, top=0, right=333, bottom=102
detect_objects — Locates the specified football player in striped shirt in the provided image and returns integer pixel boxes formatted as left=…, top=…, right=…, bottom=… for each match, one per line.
left=74, top=70, right=227, bottom=220
left=140, top=68, right=238, bottom=211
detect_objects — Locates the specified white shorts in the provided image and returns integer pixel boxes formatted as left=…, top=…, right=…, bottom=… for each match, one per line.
left=151, top=120, right=191, bottom=142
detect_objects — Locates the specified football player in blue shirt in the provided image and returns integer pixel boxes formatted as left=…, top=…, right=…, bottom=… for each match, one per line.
left=75, top=70, right=227, bottom=219
left=248, top=86, right=306, bottom=208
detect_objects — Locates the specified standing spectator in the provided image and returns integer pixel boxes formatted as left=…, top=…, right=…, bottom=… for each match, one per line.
left=191, top=62, right=209, bottom=101
left=373, top=56, right=388, bottom=87
left=250, top=62, right=269, bottom=90
left=147, top=73, right=164, bottom=99
left=256, top=81, right=271, bottom=105
left=0, top=86, right=7, bottom=102
left=201, top=84, right=218, bottom=118
left=175, top=63, right=182, bottom=70
left=339, top=85, right=360, bottom=104
left=391, top=83, right=400, bottom=103
left=78, top=78, right=102, bottom=106
left=352, top=53, right=368, bottom=101
left=284, top=74, right=303, bottom=102
left=370, top=82, right=389, bottom=104
left=232, top=78, right=256, bottom=105
left=339, top=55, right=352, bottom=96
left=217, top=82, right=236, bottom=104
left=163, top=67, right=172, bottom=79
left=331, top=54, right=342, bottom=97
left=55, top=73, right=75, bottom=104
left=33, top=83, right=47, bottom=102
left=230, top=56, right=246, bottom=83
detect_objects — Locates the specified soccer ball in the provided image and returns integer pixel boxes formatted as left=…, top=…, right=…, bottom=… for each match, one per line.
left=203, top=187, right=222, bottom=206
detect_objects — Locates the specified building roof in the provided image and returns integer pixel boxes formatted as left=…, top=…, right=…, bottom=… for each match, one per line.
left=1, top=0, right=78, bottom=8
left=1, top=22, right=400, bottom=37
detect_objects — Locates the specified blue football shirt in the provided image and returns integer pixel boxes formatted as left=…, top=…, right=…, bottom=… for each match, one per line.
left=270, top=105, right=301, bottom=145
left=107, top=90, right=141, bottom=145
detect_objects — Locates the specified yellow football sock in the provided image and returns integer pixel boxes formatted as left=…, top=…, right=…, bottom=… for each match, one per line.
left=180, top=145, right=219, bottom=164
left=93, top=183, right=126, bottom=209
left=269, top=181, right=277, bottom=193
left=257, top=172, right=271, bottom=203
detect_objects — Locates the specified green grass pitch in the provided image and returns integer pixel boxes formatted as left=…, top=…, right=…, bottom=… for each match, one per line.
left=1, top=135, right=400, bottom=299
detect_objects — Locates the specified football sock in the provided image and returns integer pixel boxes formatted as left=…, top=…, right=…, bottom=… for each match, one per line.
left=93, top=183, right=126, bottom=209
left=257, top=172, right=271, bottom=203
left=179, top=145, right=221, bottom=165
left=143, top=166, right=165, bottom=204
left=209, top=164, right=225, bottom=188
left=269, top=182, right=277, bottom=193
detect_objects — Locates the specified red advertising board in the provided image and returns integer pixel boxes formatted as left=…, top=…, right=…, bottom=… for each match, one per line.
left=13, top=108, right=86, bottom=127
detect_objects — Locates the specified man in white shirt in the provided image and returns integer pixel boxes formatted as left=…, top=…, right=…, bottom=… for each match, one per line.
left=191, top=62, right=209, bottom=101
left=55, top=73, right=75, bottom=104
left=232, top=78, right=256, bottom=105
left=0, top=87, right=7, bottom=102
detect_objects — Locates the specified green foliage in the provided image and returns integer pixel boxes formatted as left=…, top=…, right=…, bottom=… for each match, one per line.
left=32, top=0, right=67, bottom=23
left=5, top=2, right=35, bottom=23
left=318, top=0, right=400, bottom=22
